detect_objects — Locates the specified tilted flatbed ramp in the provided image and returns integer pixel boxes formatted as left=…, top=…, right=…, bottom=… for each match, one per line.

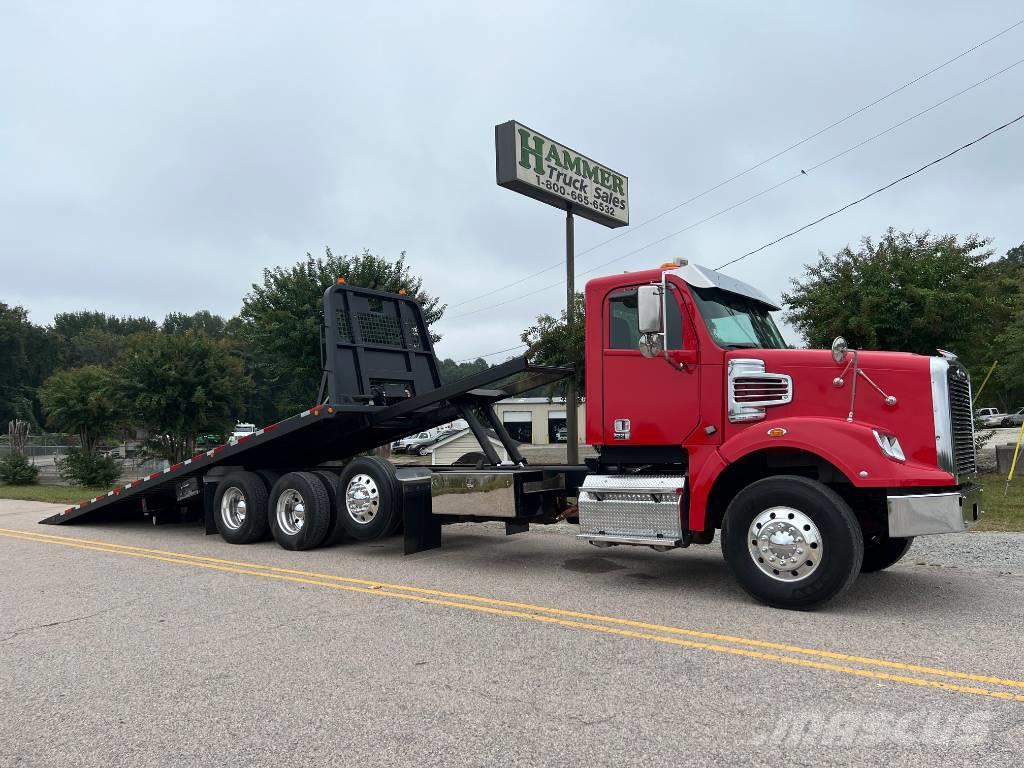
left=41, top=282, right=571, bottom=526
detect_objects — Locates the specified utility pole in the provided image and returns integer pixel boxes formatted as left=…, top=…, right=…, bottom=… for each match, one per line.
left=565, top=206, right=578, bottom=465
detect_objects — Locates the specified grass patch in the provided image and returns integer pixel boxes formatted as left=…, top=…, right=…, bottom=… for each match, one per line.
left=0, top=484, right=113, bottom=505
left=976, top=473, right=1024, bottom=532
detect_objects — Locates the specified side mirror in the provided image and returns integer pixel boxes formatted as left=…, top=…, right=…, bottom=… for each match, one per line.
left=638, top=285, right=663, bottom=333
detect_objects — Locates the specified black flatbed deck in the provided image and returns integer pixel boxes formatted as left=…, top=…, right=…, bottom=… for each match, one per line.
left=41, top=356, right=570, bottom=526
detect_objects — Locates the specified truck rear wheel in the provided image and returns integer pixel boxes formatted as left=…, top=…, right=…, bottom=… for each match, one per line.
left=312, top=470, right=349, bottom=547
left=269, top=472, right=332, bottom=551
left=721, top=475, right=863, bottom=610
left=214, top=471, right=271, bottom=545
left=861, top=535, right=913, bottom=573
left=338, top=457, right=401, bottom=541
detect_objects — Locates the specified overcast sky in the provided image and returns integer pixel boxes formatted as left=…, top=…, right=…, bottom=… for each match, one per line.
left=2, top=1, right=1021, bottom=360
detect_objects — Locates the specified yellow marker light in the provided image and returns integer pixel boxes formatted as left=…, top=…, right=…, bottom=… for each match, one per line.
left=767, top=427, right=787, bottom=437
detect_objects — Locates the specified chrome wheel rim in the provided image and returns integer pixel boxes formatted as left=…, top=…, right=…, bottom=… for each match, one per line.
left=276, top=489, right=306, bottom=535
left=748, top=506, right=822, bottom=582
left=220, top=487, right=247, bottom=531
left=345, top=474, right=379, bottom=524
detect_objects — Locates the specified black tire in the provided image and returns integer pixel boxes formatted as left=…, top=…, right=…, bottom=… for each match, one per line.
left=455, top=451, right=487, bottom=468
left=214, top=471, right=271, bottom=545
left=253, top=471, right=281, bottom=541
left=337, top=456, right=401, bottom=541
left=721, top=475, right=863, bottom=610
left=861, top=535, right=913, bottom=573
left=268, top=472, right=332, bottom=551
left=312, top=470, right=348, bottom=547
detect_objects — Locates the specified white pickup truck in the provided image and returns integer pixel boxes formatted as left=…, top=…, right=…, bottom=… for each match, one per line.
left=975, top=408, right=1007, bottom=427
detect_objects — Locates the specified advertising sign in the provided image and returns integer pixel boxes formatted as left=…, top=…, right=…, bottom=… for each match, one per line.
left=495, top=121, right=629, bottom=228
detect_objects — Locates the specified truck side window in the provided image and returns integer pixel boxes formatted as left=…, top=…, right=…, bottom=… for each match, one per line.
left=608, top=288, right=640, bottom=349
left=607, top=285, right=685, bottom=350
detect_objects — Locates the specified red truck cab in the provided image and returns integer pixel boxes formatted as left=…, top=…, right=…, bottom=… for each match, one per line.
left=581, top=260, right=982, bottom=608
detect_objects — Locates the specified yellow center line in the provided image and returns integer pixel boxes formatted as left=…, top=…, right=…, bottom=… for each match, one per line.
left=7, top=528, right=1023, bottom=691
left=3, top=526, right=1023, bottom=703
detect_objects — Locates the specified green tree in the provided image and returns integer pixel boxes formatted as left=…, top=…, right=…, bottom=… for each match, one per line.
left=783, top=229, right=997, bottom=370
left=521, top=292, right=586, bottom=401
left=0, top=303, right=33, bottom=425
left=437, top=357, right=491, bottom=383
left=52, top=311, right=157, bottom=339
left=985, top=242, right=1024, bottom=409
left=51, top=310, right=157, bottom=369
left=235, top=248, right=445, bottom=420
left=56, top=449, right=120, bottom=487
left=1003, top=243, right=1024, bottom=266
left=62, top=327, right=126, bottom=367
left=111, top=332, right=249, bottom=462
left=38, top=366, right=118, bottom=454
left=0, top=303, right=57, bottom=427
left=162, top=310, right=227, bottom=337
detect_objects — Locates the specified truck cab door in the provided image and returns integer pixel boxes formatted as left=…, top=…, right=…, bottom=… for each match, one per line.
left=600, top=282, right=701, bottom=446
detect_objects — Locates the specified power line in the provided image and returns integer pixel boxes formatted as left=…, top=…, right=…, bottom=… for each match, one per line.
left=446, top=18, right=1024, bottom=311
left=715, top=111, right=1024, bottom=271
left=444, top=61, right=1023, bottom=321
left=803, top=56, right=1024, bottom=174
left=447, top=111, right=1023, bottom=361
left=453, top=344, right=528, bottom=363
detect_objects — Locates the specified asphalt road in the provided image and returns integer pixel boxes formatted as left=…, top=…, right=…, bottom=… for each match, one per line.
left=2, top=499, right=1023, bottom=767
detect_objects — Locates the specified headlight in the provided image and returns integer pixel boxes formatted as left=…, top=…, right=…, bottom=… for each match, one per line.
left=873, top=430, right=906, bottom=462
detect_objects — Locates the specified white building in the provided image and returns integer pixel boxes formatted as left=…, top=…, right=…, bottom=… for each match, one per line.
left=429, top=429, right=510, bottom=465
left=491, top=397, right=586, bottom=446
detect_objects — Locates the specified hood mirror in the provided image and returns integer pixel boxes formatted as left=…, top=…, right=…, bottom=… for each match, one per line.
left=638, top=332, right=664, bottom=359
left=831, top=336, right=848, bottom=364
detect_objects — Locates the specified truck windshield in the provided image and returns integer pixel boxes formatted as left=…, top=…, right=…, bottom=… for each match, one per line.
left=690, top=286, right=786, bottom=349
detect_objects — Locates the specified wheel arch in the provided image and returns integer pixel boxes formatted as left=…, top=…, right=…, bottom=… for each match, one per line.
left=704, top=447, right=859, bottom=532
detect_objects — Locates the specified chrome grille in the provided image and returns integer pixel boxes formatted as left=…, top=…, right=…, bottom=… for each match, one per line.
left=732, top=376, right=791, bottom=403
left=947, top=365, right=976, bottom=476
left=728, top=358, right=793, bottom=423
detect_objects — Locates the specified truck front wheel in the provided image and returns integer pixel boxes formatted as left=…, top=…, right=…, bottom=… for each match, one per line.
left=721, top=476, right=863, bottom=610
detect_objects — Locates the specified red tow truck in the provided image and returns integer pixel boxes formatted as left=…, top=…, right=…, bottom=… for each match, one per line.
left=44, top=260, right=982, bottom=609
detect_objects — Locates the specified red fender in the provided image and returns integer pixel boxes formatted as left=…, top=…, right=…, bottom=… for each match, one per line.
left=718, top=417, right=955, bottom=488
left=688, top=417, right=955, bottom=532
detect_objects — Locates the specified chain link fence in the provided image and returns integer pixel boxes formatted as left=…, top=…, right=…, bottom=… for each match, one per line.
left=0, top=439, right=168, bottom=484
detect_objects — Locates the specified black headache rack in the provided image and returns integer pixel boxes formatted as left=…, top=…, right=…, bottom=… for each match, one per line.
left=41, top=284, right=572, bottom=526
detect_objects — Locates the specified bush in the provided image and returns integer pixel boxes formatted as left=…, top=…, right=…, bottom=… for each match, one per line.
left=57, top=449, right=120, bottom=487
left=0, top=453, right=40, bottom=485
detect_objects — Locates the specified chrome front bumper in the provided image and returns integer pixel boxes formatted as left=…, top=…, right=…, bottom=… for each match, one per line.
left=886, top=484, right=983, bottom=537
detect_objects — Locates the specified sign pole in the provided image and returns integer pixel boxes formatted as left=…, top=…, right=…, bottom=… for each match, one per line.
left=566, top=206, right=579, bottom=465
left=495, top=121, right=629, bottom=466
